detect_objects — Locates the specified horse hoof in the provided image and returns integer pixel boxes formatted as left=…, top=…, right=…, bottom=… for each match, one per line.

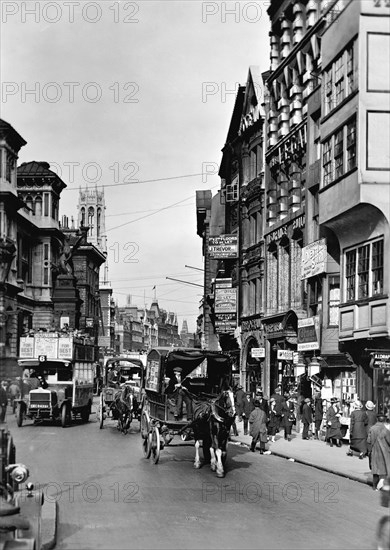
left=210, top=464, right=216, bottom=472
left=216, top=471, right=225, bottom=478
left=193, top=462, right=201, bottom=469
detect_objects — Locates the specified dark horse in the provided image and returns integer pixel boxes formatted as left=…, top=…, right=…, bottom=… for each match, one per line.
left=111, top=385, right=137, bottom=434
left=189, top=389, right=236, bottom=478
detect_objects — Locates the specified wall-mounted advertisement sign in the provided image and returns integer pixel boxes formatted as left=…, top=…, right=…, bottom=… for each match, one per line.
left=251, top=348, right=265, bottom=358
left=301, top=238, right=327, bottom=279
left=297, top=316, right=320, bottom=351
left=215, top=288, right=237, bottom=313
left=209, top=235, right=238, bottom=259
left=277, top=349, right=294, bottom=361
left=215, top=313, right=236, bottom=333
left=214, top=278, right=232, bottom=289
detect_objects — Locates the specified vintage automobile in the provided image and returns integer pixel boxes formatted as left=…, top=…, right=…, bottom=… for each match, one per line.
left=16, top=333, right=95, bottom=428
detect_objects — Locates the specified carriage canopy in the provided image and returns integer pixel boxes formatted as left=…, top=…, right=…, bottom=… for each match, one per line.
left=145, top=347, right=232, bottom=394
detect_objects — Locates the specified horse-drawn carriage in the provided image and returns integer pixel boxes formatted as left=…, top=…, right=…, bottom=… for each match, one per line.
left=141, top=347, right=236, bottom=477
left=96, top=356, right=145, bottom=434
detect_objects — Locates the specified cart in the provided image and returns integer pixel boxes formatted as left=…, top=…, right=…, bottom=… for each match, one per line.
left=140, top=347, right=233, bottom=464
left=97, top=356, right=145, bottom=432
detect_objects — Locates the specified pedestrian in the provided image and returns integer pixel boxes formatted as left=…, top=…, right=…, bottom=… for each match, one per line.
left=8, top=380, right=21, bottom=414
left=0, top=381, right=8, bottom=423
left=313, top=391, right=323, bottom=440
left=242, top=392, right=252, bottom=436
left=233, top=384, right=247, bottom=436
left=365, top=400, right=377, bottom=431
left=255, top=389, right=269, bottom=416
left=325, top=397, right=343, bottom=447
left=267, top=398, right=278, bottom=442
left=302, top=397, right=313, bottom=440
left=281, top=394, right=296, bottom=442
left=249, top=399, right=270, bottom=455
left=347, top=400, right=368, bottom=459
left=367, top=414, right=390, bottom=491
left=270, top=386, right=284, bottom=433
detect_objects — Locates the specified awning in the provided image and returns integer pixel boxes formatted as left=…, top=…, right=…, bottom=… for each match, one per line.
left=319, top=354, right=356, bottom=369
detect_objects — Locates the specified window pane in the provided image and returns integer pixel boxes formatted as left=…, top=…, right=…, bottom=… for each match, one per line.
left=357, top=245, right=369, bottom=299
left=346, top=250, right=356, bottom=301
left=372, top=240, right=384, bottom=295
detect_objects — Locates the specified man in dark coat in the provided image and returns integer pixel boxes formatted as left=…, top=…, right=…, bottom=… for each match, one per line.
left=367, top=414, right=390, bottom=490
left=347, top=401, right=368, bottom=459
left=0, top=381, right=8, bottom=423
left=302, top=398, right=313, bottom=440
left=281, top=394, right=296, bottom=441
left=166, top=366, right=193, bottom=421
left=313, top=392, right=323, bottom=440
left=248, top=399, right=269, bottom=454
left=270, top=387, right=284, bottom=432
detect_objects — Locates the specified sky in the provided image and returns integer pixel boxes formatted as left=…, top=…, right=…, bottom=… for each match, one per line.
left=1, top=0, right=271, bottom=333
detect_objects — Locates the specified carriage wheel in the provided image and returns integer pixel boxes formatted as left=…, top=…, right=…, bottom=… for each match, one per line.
left=99, top=394, right=105, bottom=429
left=141, top=410, right=152, bottom=458
left=151, top=426, right=160, bottom=465
left=61, top=405, right=71, bottom=428
left=140, top=409, right=150, bottom=440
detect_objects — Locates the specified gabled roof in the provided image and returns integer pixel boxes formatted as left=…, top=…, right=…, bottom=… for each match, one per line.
left=239, top=66, right=265, bottom=135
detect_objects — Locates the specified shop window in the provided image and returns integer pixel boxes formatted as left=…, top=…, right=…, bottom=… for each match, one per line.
left=308, top=277, right=322, bottom=316
left=345, top=238, right=384, bottom=302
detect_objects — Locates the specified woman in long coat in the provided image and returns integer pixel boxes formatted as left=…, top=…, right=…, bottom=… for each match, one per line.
left=347, top=401, right=368, bottom=458
left=267, top=398, right=278, bottom=442
left=249, top=400, right=269, bottom=454
left=367, top=415, right=390, bottom=490
left=326, top=398, right=343, bottom=447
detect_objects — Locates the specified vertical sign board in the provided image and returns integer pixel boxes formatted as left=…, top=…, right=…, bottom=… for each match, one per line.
left=214, top=287, right=237, bottom=333
left=58, top=338, right=73, bottom=360
left=19, top=337, right=35, bottom=358
left=146, top=359, right=160, bottom=391
left=297, top=316, right=320, bottom=351
left=301, top=238, right=327, bottom=279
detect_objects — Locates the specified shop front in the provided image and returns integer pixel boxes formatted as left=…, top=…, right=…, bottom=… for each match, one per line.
left=262, top=310, right=301, bottom=397
left=240, top=315, right=264, bottom=393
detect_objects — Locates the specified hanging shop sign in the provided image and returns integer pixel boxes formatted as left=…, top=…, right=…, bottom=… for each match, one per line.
left=214, top=278, right=232, bottom=289
left=370, top=351, right=390, bottom=369
left=215, top=287, right=237, bottom=313
left=277, top=349, right=294, bottom=361
left=215, top=312, right=236, bottom=333
left=301, top=238, right=327, bottom=279
left=251, top=347, right=265, bottom=358
left=297, top=316, right=320, bottom=351
left=241, top=317, right=263, bottom=333
left=208, top=235, right=238, bottom=259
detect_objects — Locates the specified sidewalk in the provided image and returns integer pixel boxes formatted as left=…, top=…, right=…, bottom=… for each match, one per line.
left=231, top=421, right=374, bottom=487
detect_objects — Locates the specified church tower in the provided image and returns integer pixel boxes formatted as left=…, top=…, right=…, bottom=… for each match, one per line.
left=77, top=186, right=107, bottom=254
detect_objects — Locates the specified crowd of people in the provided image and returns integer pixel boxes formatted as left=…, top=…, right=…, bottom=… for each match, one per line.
left=232, top=384, right=390, bottom=491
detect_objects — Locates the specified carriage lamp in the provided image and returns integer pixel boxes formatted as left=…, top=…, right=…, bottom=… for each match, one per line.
left=6, top=464, right=30, bottom=484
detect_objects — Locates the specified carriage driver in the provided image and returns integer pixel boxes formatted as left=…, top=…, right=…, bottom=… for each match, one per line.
left=166, top=366, right=193, bottom=422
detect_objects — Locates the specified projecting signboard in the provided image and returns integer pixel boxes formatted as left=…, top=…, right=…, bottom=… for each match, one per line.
left=208, top=235, right=238, bottom=259
left=370, top=352, right=390, bottom=369
left=301, top=238, right=327, bottom=279
left=297, top=316, right=320, bottom=351
left=277, top=349, right=294, bottom=361
left=215, top=288, right=237, bottom=313
left=215, top=313, right=236, bottom=333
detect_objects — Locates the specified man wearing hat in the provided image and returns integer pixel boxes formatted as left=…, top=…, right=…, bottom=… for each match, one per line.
left=166, top=366, right=193, bottom=422
left=301, top=398, right=313, bottom=440
left=365, top=401, right=377, bottom=432
left=0, top=381, right=9, bottom=423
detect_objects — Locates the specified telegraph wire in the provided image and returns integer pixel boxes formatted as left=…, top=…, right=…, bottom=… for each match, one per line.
left=65, top=172, right=206, bottom=191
